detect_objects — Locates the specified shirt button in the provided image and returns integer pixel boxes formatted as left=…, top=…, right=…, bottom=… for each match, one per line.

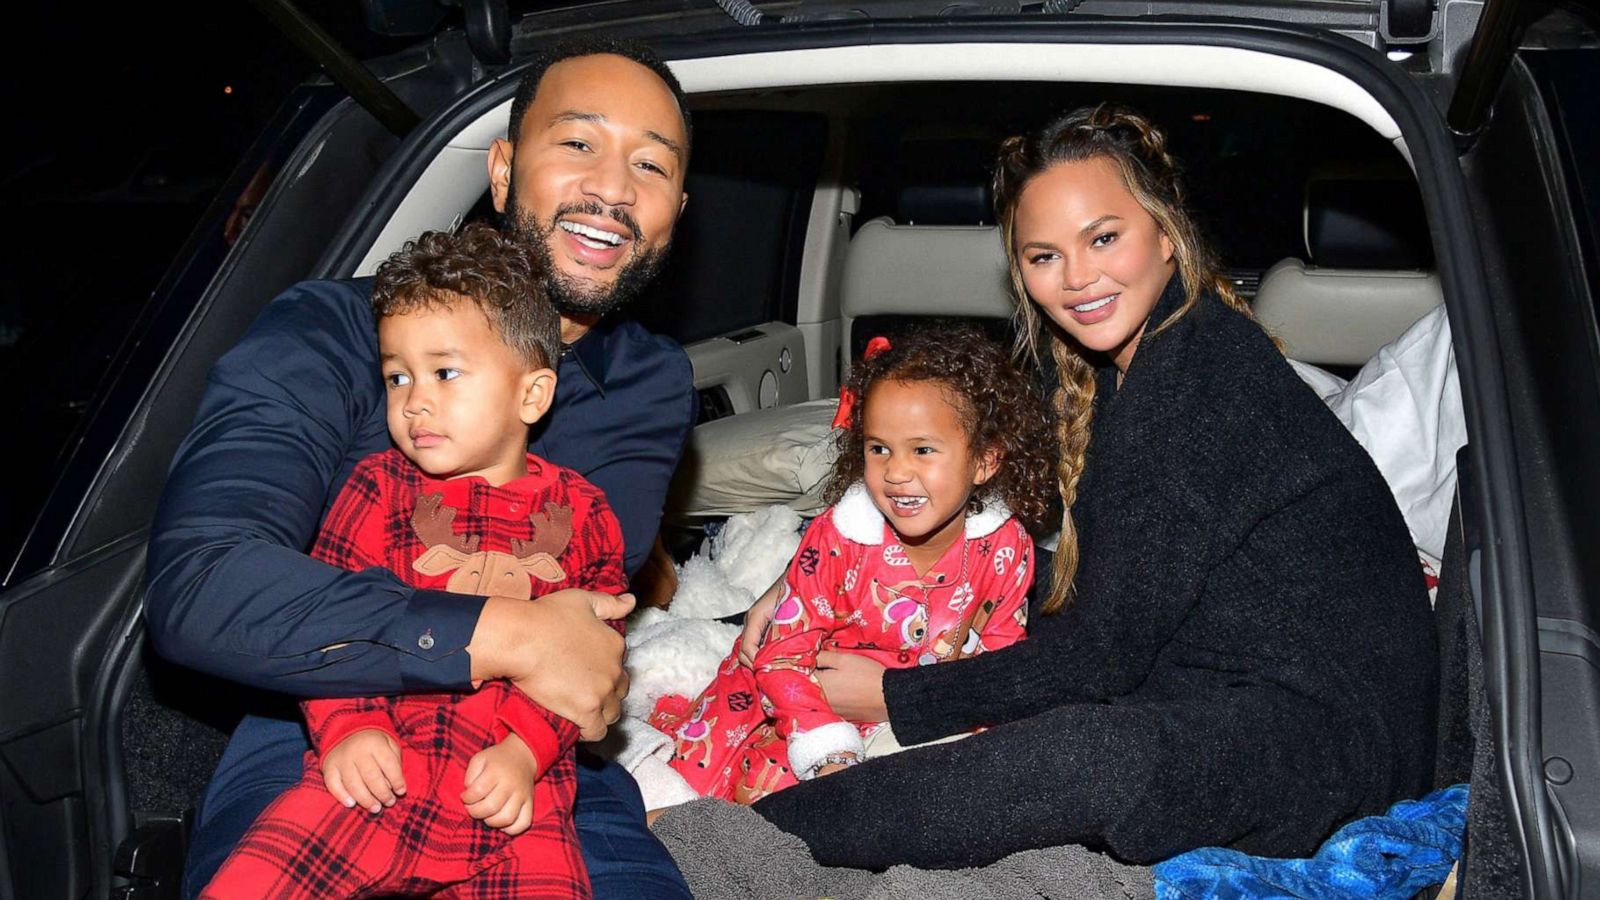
left=418, top=632, right=435, bottom=651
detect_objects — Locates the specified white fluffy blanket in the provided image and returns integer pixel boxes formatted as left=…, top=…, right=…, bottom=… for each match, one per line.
left=597, top=505, right=805, bottom=810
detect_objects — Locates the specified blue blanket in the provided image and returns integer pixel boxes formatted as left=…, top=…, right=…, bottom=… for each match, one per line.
left=1154, top=784, right=1468, bottom=899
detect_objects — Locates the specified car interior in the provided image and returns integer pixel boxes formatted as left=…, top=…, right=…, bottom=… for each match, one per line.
left=11, top=28, right=1572, bottom=900
left=169, top=39, right=1436, bottom=854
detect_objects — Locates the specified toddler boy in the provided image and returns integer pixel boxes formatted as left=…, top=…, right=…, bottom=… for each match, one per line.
left=202, top=223, right=625, bottom=899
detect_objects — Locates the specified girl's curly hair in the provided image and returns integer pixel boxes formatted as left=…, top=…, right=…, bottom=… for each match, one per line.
left=823, top=322, right=1057, bottom=533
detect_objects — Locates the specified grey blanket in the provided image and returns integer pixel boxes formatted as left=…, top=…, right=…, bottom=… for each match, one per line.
left=653, top=799, right=1156, bottom=900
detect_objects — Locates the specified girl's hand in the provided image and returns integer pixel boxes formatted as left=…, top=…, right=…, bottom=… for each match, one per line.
left=461, top=734, right=540, bottom=835
left=321, top=728, right=406, bottom=814
left=737, top=576, right=787, bottom=667
left=815, top=650, right=890, bottom=722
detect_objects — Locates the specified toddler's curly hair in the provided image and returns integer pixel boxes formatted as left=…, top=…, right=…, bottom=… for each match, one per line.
left=371, top=222, right=560, bottom=369
left=823, top=322, right=1057, bottom=533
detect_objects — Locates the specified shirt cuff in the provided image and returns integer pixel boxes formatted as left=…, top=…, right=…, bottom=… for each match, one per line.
left=395, top=588, right=485, bottom=692
left=316, top=711, right=400, bottom=756
left=497, top=703, right=565, bottom=777
left=788, top=721, right=867, bottom=781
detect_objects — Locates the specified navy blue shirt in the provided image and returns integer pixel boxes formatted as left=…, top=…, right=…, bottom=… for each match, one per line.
left=145, top=278, right=695, bottom=698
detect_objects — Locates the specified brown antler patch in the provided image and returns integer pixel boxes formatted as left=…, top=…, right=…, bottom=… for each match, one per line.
left=411, top=492, right=480, bottom=554
left=510, top=502, right=573, bottom=560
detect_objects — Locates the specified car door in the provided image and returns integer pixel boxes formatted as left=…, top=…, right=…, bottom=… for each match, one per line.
left=0, top=47, right=473, bottom=896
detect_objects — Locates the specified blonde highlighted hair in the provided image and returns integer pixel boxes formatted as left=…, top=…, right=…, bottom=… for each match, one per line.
left=994, top=104, right=1259, bottom=614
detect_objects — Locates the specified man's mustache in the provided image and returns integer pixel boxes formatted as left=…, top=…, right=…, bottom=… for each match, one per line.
left=550, top=201, right=643, bottom=243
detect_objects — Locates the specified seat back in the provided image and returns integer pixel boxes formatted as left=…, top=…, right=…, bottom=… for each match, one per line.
left=838, top=217, right=1014, bottom=365
left=1253, top=178, right=1440, bottom=368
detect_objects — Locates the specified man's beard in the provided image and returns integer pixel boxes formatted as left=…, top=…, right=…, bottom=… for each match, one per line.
left=503, top=190, right=670, bottom=319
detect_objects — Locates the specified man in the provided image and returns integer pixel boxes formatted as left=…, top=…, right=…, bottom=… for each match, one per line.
left=146, top=37, right=696, bottom=899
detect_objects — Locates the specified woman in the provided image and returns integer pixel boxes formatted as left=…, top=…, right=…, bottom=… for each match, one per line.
left=739, top=105, right=1437, bottom=869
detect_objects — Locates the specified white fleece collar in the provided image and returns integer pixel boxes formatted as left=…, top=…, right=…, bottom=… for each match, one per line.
left=831, top=482, right=1012, bottom=546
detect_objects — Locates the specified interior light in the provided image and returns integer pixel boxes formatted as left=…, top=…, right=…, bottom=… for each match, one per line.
left=1191, top=113, right=1212, bottom=122
left=1387, top=50, right=1414, bottom=61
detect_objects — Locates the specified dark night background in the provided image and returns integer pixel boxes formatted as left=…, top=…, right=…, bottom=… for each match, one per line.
left=0, top=4, right=431, bottom=570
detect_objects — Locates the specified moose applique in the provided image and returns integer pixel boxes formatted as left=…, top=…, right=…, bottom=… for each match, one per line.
left=409, top=492, right=574, bottom=599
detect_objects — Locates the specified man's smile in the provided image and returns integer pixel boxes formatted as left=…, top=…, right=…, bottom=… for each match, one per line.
left=558, top=219, right=628, bottom=248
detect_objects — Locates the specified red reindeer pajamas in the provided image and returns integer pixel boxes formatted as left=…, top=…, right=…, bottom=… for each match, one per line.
left=203, top=449, right=625, bottom=899
left=651, top=484, right=1031, bottom=803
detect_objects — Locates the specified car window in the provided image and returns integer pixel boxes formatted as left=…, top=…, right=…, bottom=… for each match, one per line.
left=1523, top=47, right=1600, bottom=317
left=0, top=88, right=334, bottom=583
left=850, top=83, right=1418, bottom=281
left=629, top=110, right=829, bottom=344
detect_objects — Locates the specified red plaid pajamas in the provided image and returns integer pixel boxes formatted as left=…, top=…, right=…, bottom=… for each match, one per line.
left=203, top=449, right=626, bottom=899
left=651, top=488, right=1031, bottom=803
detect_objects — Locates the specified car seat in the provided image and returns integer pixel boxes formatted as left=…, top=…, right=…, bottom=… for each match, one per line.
left=1253, top=177, right=1440, bottom=373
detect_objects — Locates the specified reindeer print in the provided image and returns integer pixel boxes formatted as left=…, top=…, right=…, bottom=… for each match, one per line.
left=730, top=729, right=792, bottom=804
left=672, top=694, right=720, bottom=769
left=652, top=506, right=1033, bottom=805
left=409, top=493, right=573, bottom=597
left=870, top=579, right=929, bottom=648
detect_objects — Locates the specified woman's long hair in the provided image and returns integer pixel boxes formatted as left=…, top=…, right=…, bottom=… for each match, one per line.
left=994, top=104, right=1257, bottom=614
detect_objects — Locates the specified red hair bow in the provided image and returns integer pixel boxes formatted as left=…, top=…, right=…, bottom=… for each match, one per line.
left=831, top=336, right=892, bottom=428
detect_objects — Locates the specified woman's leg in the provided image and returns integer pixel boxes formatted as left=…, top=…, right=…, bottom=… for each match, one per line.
left=754, top=693, right=1360, bottom=870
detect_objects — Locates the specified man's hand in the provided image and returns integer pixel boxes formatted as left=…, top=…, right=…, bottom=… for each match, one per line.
left=321, top=728, right=406, bottom=814
left=737, top=576, right=786, bottom=667
left=815, top=650, right=890, bottom=722
left=469, top=591, right=633, bottom=741
left=462, top=733, right=540, bottom=835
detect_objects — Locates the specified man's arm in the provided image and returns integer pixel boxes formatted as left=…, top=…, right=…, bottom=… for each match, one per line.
left=145, top=280, right=484, bottom=697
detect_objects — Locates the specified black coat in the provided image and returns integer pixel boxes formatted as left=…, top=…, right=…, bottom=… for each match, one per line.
left=755, top=276, right=1438, bottom=869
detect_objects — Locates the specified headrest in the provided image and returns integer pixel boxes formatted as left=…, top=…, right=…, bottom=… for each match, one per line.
left=1305, top=178, right=1433, bottom=269
left=840, top=218, right=1012, bottom=320
left=894, top=137, right=998, bottom=225
left=899, top=183, right=994, bottom=226
left=1254, top=258, right=1442, bottom=366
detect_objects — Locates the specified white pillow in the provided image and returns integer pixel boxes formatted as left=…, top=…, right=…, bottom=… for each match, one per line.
left=667, top=398, right=839, bottom=517
left=1291, top=304, right=1464, bottom=561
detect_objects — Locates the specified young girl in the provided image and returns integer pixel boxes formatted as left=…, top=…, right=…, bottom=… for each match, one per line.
left=650, top=325, right=1056, bottom=803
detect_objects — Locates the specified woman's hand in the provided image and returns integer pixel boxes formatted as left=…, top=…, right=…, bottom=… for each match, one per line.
left=815, top=650, right=889, bottom=722
left=737, top=576, right=786, bottom=667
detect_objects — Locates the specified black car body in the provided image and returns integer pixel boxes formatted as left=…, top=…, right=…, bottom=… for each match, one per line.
left=0, top=1, right=1595, bottom=898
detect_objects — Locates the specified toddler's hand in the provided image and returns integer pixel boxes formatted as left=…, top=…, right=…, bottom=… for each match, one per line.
left=462, top=733, right=540, bottom=835
left=321, top=728, right=406, bottom=814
